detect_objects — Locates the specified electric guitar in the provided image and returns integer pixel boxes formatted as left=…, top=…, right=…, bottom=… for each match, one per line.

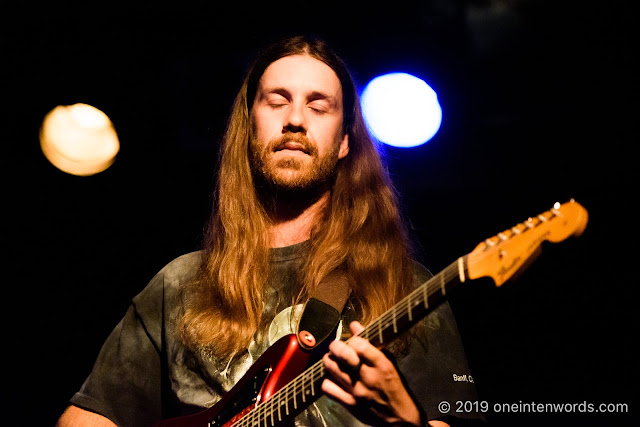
left=156, top=199, right=589, bottom=427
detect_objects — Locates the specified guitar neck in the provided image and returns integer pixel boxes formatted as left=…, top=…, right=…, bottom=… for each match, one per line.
left=361, top=256, right=468, bottom=347
left=235, top=257, right=468, bottom=426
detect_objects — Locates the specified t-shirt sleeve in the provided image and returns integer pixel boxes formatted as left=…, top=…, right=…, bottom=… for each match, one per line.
left=70, top=271, right=165, bottom=427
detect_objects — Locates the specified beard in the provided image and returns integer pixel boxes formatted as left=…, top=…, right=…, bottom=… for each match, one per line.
left=249, top=132, right=341, bottom=193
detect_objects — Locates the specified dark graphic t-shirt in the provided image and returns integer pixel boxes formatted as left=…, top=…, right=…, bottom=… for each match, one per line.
left=70, top=242, right=482, bottom=426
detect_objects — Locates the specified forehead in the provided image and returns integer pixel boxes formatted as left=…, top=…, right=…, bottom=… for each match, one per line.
left=258, top=54, right=343, bottom=99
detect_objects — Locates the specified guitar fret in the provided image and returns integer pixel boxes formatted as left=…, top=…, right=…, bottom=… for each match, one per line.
left=260, top=403, right=264, bottom=427
left=423, top=281, right=428, bottom=309
left=277, top=393, right=282, bottom=421
left=392, top=307, right=398, bottom=333
left=378, top=319, right=383, bottom=344
left=285, top=389, right=290, bottom=416
left=293, top=381, right=297, bottom=410
left=270, top=395, right=274, bottom=426
left=310, top=371, right=315, bottom=396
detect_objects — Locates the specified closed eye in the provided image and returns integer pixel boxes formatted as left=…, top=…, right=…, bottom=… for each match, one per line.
left=309, top=106, right=327, bottom=114
left=264, top=91, right=290, bottom=108
left=308, top=91, right=338, bottom=114
left=308, top=100, right=331, bottom=114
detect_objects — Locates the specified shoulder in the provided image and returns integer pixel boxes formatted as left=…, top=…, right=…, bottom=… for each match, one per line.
left=410, top=260, right=433, bottom=285
left=157, top=251, right=203, bottom=286
left=132, top=251, right=203, bottom=313
left=143, top=251, right=202, bottom=290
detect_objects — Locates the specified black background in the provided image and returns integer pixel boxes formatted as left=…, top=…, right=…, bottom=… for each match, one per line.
left=4, top=1, right=638, bottom=425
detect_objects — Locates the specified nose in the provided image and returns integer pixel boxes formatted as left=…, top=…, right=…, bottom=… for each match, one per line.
left=283, top=102, right=306, bottom=134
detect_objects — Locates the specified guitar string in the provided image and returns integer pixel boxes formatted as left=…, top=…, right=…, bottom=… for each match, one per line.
left=232, top=213, right=561, bottom=425
left=237, top=358, right=325, bottom=426
left=241, top=242, right=527, bottom=425
left=368, top=212, right=559, bottom=339
left=243, top=213, right=567, bottom=425
left=239, top=274, right=449, bottom=426
left=360, top=262, right=461, bottom=343
left=238, top=265, right=463, bottom=426
left=239, top=216, right=553, bottom=425
left=242, top=263, right=458, bottom=422
left=239, top=249, right=527, bottom=426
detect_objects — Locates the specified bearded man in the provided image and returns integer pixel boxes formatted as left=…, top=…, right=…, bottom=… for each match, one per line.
left=57, top=35, right=482, bottom=427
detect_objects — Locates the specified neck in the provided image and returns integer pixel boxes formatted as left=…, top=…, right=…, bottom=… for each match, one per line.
left=266, top=189, right=329, bottom=248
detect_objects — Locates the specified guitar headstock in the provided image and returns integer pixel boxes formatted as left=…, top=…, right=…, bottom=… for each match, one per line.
left=467, top=199, right=588, bottom=287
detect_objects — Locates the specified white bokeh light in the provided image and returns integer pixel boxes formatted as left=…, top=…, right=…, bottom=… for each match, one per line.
left=40, top=103, right=120, bottom=176
left=361, top=73, right=442, bottom=148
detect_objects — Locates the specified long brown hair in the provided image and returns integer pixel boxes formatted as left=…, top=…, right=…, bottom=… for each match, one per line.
left=180, top=35, right=417, bottom=360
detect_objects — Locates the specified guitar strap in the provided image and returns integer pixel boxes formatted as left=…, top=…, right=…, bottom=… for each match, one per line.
left=296, top=271, right=351, bottom=350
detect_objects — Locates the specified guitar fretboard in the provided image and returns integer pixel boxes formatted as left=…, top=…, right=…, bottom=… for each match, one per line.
left=233, top=257, right=468, bottom=426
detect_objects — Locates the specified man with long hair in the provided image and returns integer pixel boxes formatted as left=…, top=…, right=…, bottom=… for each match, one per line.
left=57, top=36, right=481, bottom=426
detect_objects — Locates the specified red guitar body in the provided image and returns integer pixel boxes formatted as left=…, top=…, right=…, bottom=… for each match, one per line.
left=156, top=334, right=312, bottom=427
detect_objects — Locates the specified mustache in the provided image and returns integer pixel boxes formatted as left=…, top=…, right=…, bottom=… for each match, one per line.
left=266, top=133, right=317, bottom=155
